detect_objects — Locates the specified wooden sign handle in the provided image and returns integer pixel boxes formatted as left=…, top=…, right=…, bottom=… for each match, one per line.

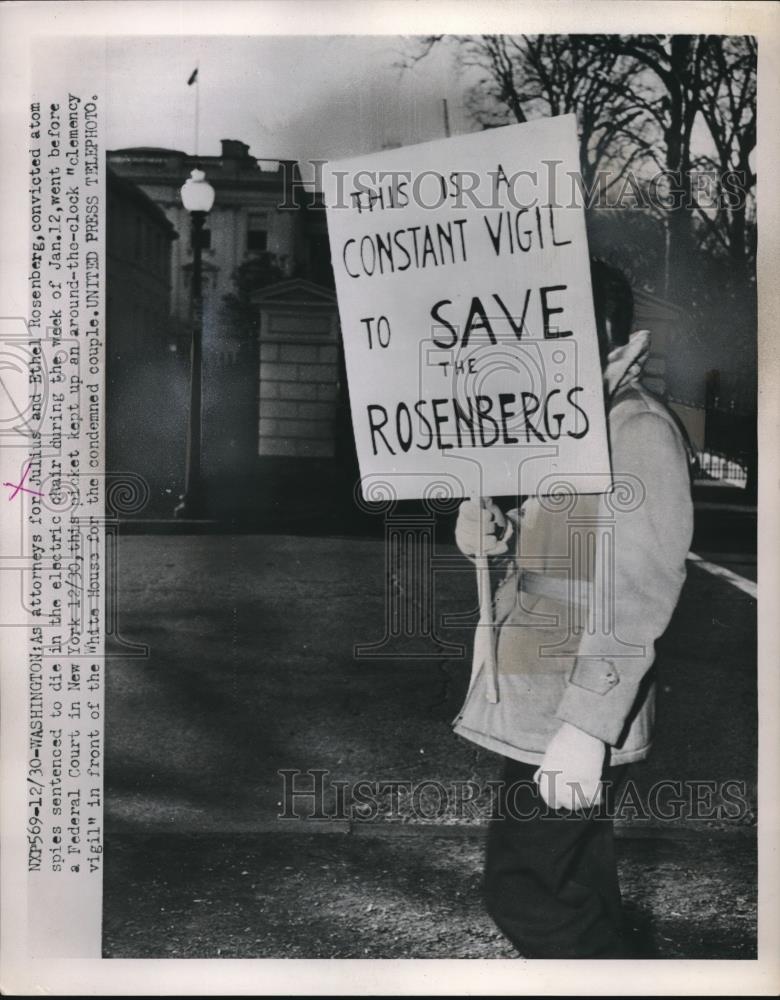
left=472, top=495, right=499, bottom=703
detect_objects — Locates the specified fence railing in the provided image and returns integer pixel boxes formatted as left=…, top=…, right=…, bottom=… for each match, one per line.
left=695, top=449, right=749, bottom=488
left=670, top=389, right=756, bottom=494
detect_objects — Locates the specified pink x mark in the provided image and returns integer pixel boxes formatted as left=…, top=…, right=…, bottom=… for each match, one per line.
left=3, top=462, right=44, bottom=500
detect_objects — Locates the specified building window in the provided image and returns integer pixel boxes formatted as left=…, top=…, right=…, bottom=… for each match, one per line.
left=247, top=212, right=268, bottom=253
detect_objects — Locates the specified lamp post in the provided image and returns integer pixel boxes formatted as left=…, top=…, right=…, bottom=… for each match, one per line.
left=175, top=168, right=215, bottom=518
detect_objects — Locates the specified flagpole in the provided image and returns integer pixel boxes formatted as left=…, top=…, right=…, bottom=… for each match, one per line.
left=194, top=62, right=200, bottom=158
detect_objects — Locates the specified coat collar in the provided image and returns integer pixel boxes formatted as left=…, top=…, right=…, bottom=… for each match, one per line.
left=603, top=329, right=651, bottom=400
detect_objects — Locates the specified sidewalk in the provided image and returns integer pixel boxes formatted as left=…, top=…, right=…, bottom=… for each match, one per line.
left=103, top=829, right=755, bottom=959
left=104, top=533, right=757, bottom=958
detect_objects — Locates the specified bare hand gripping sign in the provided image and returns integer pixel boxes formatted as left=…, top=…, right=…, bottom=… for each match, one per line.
left=323, top=114, right=611, bottom=503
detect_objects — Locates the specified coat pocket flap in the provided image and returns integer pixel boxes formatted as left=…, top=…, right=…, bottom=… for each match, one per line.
left=568, top=657, right=620, bottom=696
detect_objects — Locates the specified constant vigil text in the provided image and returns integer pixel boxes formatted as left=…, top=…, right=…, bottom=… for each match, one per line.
left=323, top=115, right=611, bottom=501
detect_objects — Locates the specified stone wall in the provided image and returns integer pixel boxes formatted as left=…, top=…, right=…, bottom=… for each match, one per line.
left=257, top=293, right=340, bottom=458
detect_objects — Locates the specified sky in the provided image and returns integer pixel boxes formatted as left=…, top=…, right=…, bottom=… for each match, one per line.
left=104, top=35, right=479, bottom=163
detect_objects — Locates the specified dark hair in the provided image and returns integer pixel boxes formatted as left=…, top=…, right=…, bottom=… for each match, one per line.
left=590, top=258, right=633, bottom=366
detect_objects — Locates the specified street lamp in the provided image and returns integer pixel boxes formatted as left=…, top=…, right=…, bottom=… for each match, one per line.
left=174, top=168, right=215, bottom=518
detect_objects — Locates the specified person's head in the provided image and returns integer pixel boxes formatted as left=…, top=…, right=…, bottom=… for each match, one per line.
left=590, top=258, right=633, bottom=368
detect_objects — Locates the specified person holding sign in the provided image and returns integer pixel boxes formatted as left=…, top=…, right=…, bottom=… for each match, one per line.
left=453, top=260, right=694, bottom=958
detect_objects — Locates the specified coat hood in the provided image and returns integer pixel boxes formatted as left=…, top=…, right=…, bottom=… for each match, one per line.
left=603, top=329, right=651, bottom=400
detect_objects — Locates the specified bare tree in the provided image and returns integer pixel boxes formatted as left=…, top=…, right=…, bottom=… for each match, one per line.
left=402, top=33, right=757, bottom=286
left=405, top=35, right=653, bottom=192
left=607, top=34, right=756, bottom=293
left=694, top=35, right=757, bottom=264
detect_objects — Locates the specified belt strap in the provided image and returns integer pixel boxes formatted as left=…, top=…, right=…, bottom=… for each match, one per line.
left=519, top=569, right=592, bottom=608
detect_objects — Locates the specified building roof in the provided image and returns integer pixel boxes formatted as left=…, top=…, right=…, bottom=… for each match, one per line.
left=106, top=167, right=178, bottom=238
left=107, top=142, right=300, bottom=189
left=251, top=278, right=337, bottom=307
left=110, top=146, right=188, bottom=156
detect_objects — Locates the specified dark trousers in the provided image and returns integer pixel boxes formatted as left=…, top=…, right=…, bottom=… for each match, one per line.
left=484, top=757, right=628, bottom=958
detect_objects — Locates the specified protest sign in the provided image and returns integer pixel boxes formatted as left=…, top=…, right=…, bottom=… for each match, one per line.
left=323, top=114, right=612, bottom=502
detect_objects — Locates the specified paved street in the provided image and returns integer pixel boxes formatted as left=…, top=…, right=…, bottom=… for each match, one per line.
left=103, top=527, right=757, bottom=958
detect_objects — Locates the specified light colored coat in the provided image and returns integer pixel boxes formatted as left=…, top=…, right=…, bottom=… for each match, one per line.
left=453, top=337, right=694, bottom=766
